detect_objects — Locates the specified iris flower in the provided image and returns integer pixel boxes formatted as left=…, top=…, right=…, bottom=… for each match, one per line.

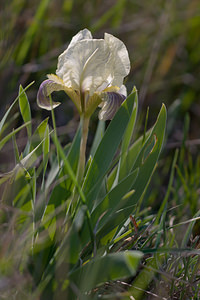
left=37, top=28, right=130, bottom=120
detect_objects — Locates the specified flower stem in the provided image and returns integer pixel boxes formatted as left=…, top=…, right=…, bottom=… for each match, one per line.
left=49, top=95, right=60, bottom=167
left=76, top=115, right=90, bottom=185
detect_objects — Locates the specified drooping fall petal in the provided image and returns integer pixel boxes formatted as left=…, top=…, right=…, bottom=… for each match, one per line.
left=98, top=92, right=126, bottom=120
left=37, top=79, right=62, bottom=110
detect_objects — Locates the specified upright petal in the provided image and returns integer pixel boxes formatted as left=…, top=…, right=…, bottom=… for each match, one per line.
left=104, top=33, right=130, bottom=88
left=56, top=39, right=112, bottom=95
left=56, top=29, right=92, bottom=85
left=68, top=28, right=92, bottom=49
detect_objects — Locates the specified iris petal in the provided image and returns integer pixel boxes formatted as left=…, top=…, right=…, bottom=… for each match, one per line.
left=37, top=79, right=63, bottom=110
left=37, top=29, right=130, bottom=118
left=56, top=39, right=111, bottom=95
left=98, top=92, right=126, bottom=120
left=104, top=33, right=130, bottom=88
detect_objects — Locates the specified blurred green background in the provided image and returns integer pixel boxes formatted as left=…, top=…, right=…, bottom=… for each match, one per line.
left=1, top=0, right=200, bottom=121
left=1, top=0, right=200, bottom=184
left=1, top=2, right=200, bottom=298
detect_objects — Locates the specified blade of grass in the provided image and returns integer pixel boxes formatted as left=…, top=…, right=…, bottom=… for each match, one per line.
left=0, top=81, right=34, bottom=134
left=155, top=148, right=179, bottom=225
left=16, top=0, right=51, bottom=64
left=19, top=84, right=32, bottom=139
left=0, top=121, right=31, bottom=151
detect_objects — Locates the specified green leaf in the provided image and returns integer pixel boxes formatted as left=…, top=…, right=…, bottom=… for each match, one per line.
left=30, top=117, right=49, bottom=150
left=12, top=130, right=20, bottom=164
left=92, top=170, right=138, bottom=231
left=61, top=125, right=81, bottom=190
left=69, top=251, right=143, bottom=293
left=10, top=134, right=50, bottom=181
left=90, top=120, right=105, bottom=158
left=19, top=85, right=32, bottom=139
left=50, top=133, right=86, bottom=211
left=97, top=104, right=167, bottom=239
left=118, top=87, right=138, bottom=182
left=107, top=127, right=152, bottom=191
left=46, top=126, right=81, bottom=206
left=0, top=81, right=34, bottom=135
left=42, top=205, right=88, bottom=268
left=82, top=90, right=137, bottom=211
left=12, top=177, right=32, bottom=207
left=0, top=122, right=31, bottom=151
left=42, top=204, right=57, bottom=241
left=0, top=112, right=19, bottom=138
left=181, top=209, right=200, bottom=247
left=38, top=128, right=82, bottom=256
left=155, top=149, right=179, bottom=225
left=80, top=169, right=139, bottom=245
left=130, top=253, right=164, bottom=300
left=42, top=124, right=50, bottom=188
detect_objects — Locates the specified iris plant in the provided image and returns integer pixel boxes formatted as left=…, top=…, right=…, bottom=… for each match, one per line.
left=37, top=29, right=130, bottom=185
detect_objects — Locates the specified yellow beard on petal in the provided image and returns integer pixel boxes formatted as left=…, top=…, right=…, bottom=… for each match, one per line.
left=47, top=74, right=82, bottom=113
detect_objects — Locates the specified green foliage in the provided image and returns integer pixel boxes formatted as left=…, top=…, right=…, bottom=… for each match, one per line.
left=0, top=85, right=167, bottom=299
left=1, top=0, right=200, bottom=298
left=19, top=85, right=32, bottom=139
left=2, top=82, right=200, bottom=299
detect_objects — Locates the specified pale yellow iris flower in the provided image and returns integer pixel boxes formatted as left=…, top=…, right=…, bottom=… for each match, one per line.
left=37, top=29, right=130, bottom=120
